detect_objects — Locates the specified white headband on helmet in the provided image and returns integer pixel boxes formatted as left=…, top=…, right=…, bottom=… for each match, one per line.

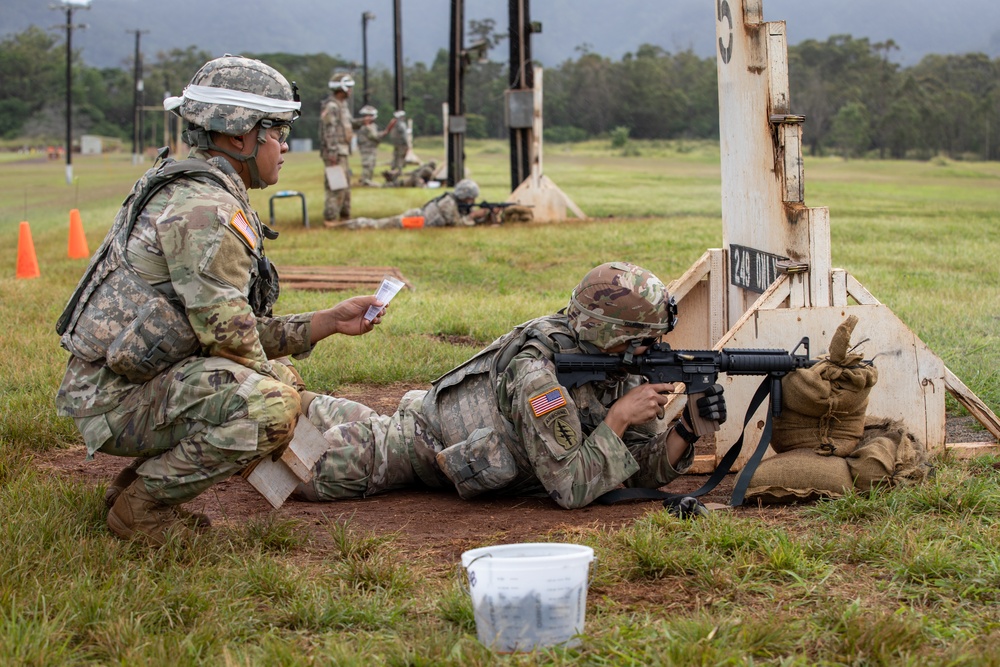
left=164, top=84, right=301, bottom=114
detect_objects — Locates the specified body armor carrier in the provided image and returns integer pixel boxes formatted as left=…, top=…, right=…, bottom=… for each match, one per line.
left=418, top=315, right=589, bottom=494
left=56, top=157, right=278, bottom=383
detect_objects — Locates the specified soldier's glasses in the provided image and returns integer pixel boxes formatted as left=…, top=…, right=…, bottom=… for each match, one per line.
left=260, top=118, right=292, bottom=144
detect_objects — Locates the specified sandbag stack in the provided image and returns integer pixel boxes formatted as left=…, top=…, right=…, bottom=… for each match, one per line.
left=745, top=316, right=931, bottom=505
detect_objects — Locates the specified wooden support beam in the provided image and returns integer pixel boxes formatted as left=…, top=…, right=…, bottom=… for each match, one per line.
left=945, top=368, right=1000, bottom=440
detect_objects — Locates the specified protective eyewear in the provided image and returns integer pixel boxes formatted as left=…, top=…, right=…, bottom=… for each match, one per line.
left=260, top=118, right=292, bottom=144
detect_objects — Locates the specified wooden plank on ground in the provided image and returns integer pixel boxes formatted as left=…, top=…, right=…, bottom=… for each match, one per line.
left=687, top=454, right=718, bottom=475
left=944, top=443, right=1000, bottom=459
left=278, top=265, right=412, bottom=292
left=243, top=417, right=331, bottom=509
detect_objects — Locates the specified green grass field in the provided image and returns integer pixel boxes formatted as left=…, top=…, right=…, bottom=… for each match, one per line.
left=1, top=139, right=999, bottom=664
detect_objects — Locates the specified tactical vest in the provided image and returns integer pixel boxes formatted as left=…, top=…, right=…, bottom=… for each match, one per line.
left=419, top=315, right=587, bottom=475
left=55, top=157, right=278, bottom=383
left=420, top=192, right=454, bottom=227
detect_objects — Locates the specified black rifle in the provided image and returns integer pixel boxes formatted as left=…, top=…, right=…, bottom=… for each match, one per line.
left=555, top=338, right=815, bottom=434
left=554, top=338, right=817, bottom=508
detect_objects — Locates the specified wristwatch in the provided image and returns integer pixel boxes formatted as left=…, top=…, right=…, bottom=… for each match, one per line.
left=674, top=420, right=700, bottom=445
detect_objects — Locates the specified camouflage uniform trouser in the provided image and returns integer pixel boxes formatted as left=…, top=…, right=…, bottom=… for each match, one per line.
left=298, top=390, right=446, bottom=500
left=323, top=160, right=352, bottom=221
left=75, top=356, right=299, bottom=505
left=359, top=150, right=377, bottom=184
left=391, top=146, right=407, bottom=171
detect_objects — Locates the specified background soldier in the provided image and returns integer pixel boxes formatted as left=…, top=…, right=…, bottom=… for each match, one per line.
left=356, top=105, right=381, bottom=186
left=293, top=262, right=727, bottom=509
left=54, top=56, right=385, bottom=546
left=382, top=160, right=438, bottom=188
left=385, top=110, right=410, bottom=171
left=328, top=178, right=489, bottom=229
left=320, top=72, right=355, bottom=222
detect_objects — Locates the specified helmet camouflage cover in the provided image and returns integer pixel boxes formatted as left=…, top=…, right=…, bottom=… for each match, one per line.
left=566, top=261, right=677, bottom=349
left=359, top=104, right=378, bottom=117
left=165, top=55, right=300, bottom=136
left=453, top=179, right=479, bottom=200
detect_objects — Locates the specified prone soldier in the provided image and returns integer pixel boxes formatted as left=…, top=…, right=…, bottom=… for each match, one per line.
left=294, top=262, right=728, bottom=508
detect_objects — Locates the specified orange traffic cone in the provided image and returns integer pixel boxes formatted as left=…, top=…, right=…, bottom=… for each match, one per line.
left=68, top=208, right=90, bottom=259
left=16, top=221, right=40, bottom=279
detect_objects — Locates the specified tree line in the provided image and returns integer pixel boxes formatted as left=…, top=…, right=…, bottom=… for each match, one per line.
left=2, top=24, right=998, bottom=160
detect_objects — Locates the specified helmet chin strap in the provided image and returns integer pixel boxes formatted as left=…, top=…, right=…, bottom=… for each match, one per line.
left=188, top=125, right=267, bottom=189
left=622, top=339, right=642, bottom=364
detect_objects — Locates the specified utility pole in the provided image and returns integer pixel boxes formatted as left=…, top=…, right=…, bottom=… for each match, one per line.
left=446, top=0, right=465, bottom=185
left=393, top=0, right=404, bottom=111
left=361, top=11, right=375, bottom=106
left=52, top=0, right=91, bottom=185
left=127, top=28, right=149, bottom=165
left=508, top=0, right=537, bottom=192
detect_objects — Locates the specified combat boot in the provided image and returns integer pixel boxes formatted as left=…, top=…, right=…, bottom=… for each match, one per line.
left=107, top=479, right=208, bottom=546
left=104, top=457, right=147, bottom=508
left=104, top=460, right=211, bottom=529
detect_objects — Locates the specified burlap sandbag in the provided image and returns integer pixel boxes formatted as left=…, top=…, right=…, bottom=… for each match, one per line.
left=848, top=417, right=931, bottom=491
left=744, top=449, right=855, bottom=505
left=502, top=205, right=534, bottom=224
left=771, top=315, right=878, bottom=457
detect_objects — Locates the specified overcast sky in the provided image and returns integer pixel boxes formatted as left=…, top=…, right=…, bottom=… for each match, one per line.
left=6, top=0, right=999, bottom=69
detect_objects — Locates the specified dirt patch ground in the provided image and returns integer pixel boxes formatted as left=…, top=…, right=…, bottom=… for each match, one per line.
left=35, top=383, right=996, bottom=561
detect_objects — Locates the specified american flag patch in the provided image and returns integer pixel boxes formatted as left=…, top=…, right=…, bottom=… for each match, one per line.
left=529, top=387, right=567, bottom=417
left=229, top=209, right=258, bottom=247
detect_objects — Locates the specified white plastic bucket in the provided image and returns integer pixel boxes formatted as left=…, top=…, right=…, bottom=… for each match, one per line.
left=461, top=542, right=595, bottom=652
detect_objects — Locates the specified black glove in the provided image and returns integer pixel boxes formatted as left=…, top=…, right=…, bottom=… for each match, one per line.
left=696, top=383, right=727, bottom=424
left=664, top=496, right=709, bottom=519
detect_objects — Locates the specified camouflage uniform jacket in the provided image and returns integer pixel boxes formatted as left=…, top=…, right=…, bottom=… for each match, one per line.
left=56, top=149, right=315, bottom=422
left=421, top=314, right=690, bottom=508
left=319, top=95, right=354, bottom=162
left=356, top=123, right=381, bottom=153
left=421, top=193, right=474, bottom=227
left=386, top=117, right=408, bottom=147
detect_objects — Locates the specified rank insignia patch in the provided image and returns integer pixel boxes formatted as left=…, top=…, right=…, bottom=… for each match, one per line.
left=229, top=209, right=258, bottom=247
left=529, top=387, right=566, bottom=417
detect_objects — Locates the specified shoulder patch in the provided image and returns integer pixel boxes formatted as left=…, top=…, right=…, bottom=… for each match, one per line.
left=228, top=209, right=259, bottom=248
left=529, top=387, right=567, bottom=418
left=552, top=417, right=577, bottom=449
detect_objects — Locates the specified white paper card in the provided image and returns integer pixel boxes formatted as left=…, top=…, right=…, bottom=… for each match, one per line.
left=365, top=276, right=405, bottom=321
left=325, top=165, right=348, bottom=190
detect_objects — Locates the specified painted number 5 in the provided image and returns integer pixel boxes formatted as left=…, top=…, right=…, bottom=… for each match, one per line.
left=718, top=0, right=733, bottom=64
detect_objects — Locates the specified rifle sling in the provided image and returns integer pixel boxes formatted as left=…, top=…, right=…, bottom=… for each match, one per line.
left=595, top=376, right=773, bottom=508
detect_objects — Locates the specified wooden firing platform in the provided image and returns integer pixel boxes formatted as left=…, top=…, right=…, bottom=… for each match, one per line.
left=278, top=266, right=412, bottom=292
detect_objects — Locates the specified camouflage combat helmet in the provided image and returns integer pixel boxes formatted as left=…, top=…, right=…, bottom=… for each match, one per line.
left=163, top=55, right=301, bottom=189
left=359, top=104, right=378, bottom=118
left=165, top=55, right=300, bottom=136
left=329, top=72, right=356, bottom=92
left=565, top=261, right=677, bottom=350
left=453, top=179, right=479, bottom=200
